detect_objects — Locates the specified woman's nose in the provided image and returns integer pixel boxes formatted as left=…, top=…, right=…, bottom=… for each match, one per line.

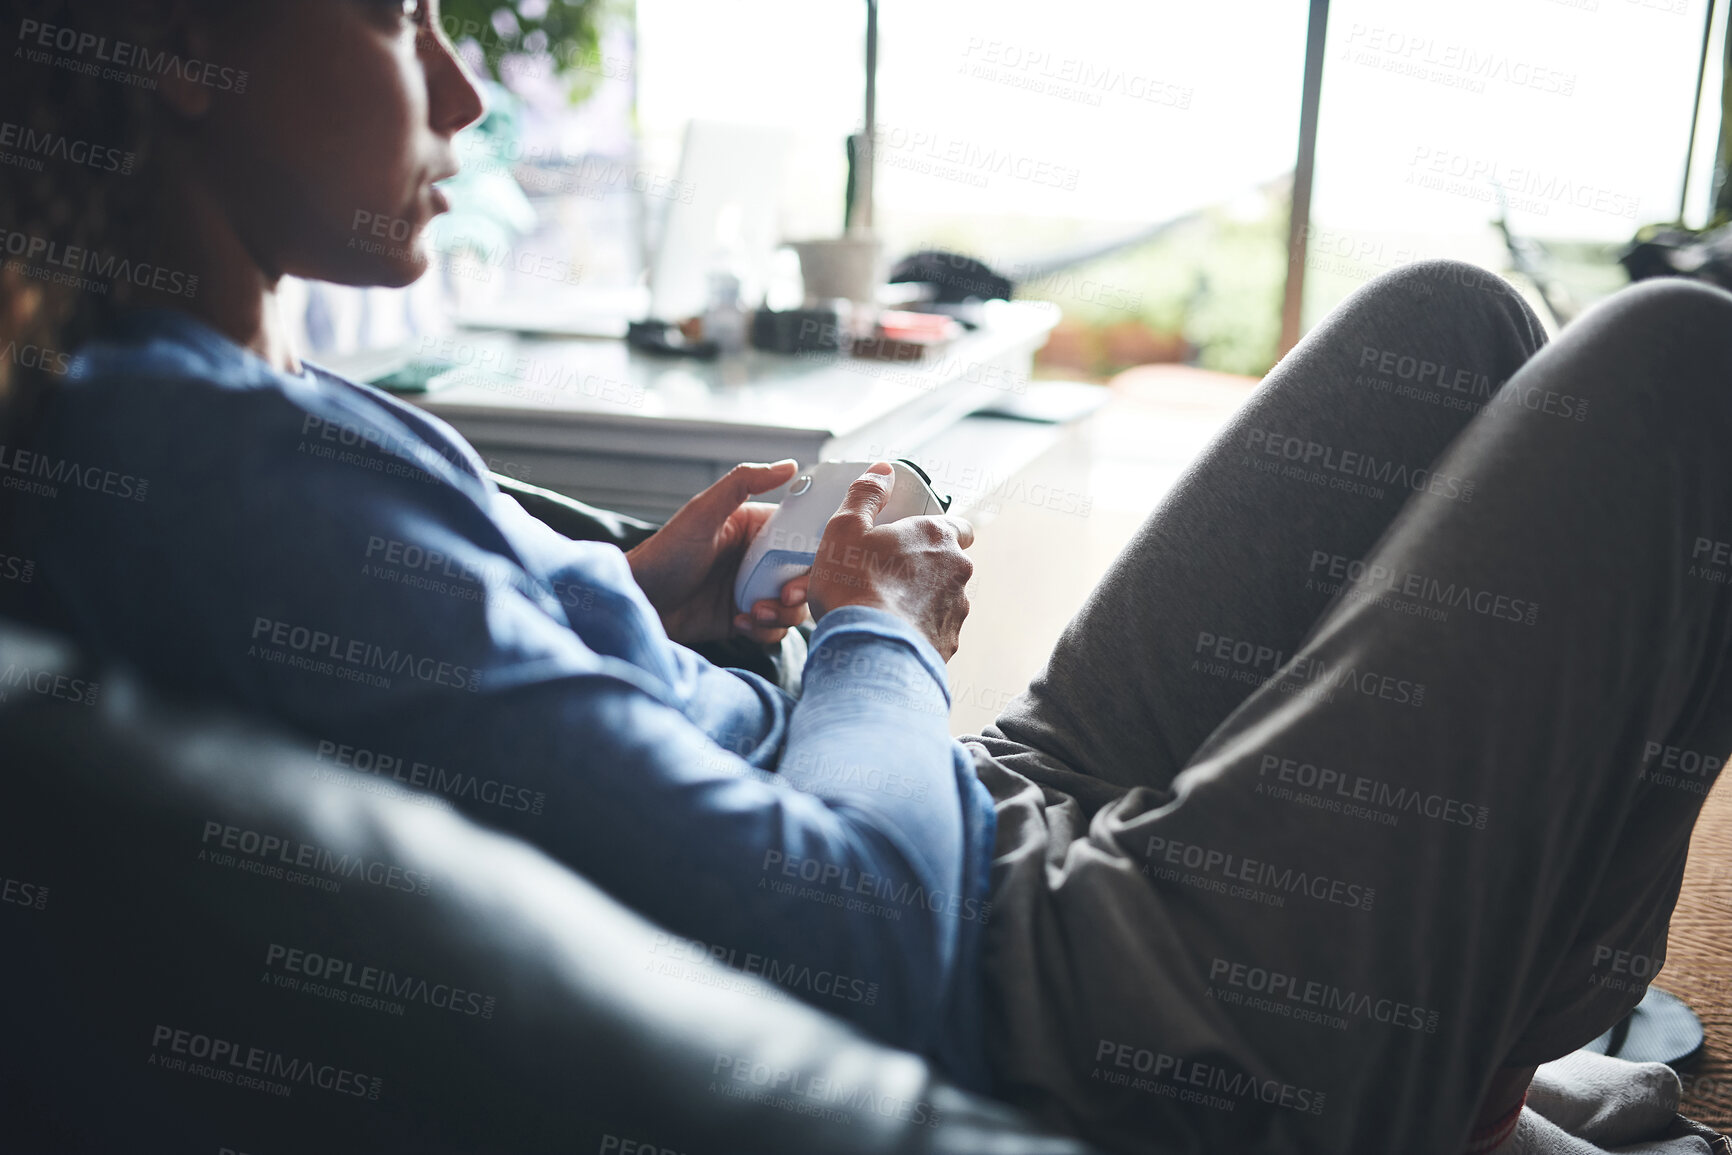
left=423, top=29, right=486, bottom=136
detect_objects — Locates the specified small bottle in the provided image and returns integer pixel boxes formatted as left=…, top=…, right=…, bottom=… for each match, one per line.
left=703, top=269, right=747, bottom=355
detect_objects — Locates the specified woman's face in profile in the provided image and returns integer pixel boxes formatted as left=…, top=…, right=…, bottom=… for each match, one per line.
left=190, top=0, right=484, bottom=288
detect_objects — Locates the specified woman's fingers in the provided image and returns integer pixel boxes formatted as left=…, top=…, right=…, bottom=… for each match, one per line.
left=674, top=461, right=799, bottom=535
left=749, top=597, right=806, bottom=629
left=724, top=592, right=804, bottom=643
left=732, top=611, right=791, bottom=645
left=743, top=625, right=790, bottom=645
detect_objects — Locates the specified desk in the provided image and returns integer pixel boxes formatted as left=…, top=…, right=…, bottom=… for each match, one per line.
left=392, top=301, right=1059, bottom=519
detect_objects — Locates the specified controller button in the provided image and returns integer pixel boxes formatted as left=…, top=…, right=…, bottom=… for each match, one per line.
left=789, top=475, right=813, bottom=496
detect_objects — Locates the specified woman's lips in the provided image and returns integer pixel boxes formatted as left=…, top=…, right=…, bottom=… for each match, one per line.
left=429, top=184, right=451, bottom=215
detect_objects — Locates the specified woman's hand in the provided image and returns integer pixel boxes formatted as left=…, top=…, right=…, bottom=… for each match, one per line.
left=626, top=460, right=810, bottom=646
left=805, top=462, right=976, bottom=661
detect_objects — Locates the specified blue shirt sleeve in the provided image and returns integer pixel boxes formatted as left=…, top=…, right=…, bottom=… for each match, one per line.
left=18, top=314, right=995, bottom=1087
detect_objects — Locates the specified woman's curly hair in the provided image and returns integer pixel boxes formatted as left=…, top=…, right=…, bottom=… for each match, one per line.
left=0, top=0, right=177, bottom=443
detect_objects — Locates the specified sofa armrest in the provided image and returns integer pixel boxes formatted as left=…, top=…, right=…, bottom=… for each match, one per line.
left=0, top=619, right=1096, bottom=1155
left=490, top=470, right=662, bottom=551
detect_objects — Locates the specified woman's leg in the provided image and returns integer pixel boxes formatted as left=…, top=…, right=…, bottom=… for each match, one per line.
left=973, top=272, right=1732, bottom=1154
left=969, top=260, right=1550, bottom=809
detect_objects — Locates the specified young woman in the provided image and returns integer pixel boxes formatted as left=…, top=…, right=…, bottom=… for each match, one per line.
left=6, top=3, right=1732, bottom=1152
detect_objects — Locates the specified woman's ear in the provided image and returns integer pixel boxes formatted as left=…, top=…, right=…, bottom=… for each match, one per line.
left=148, top=0, right=220, bottom=121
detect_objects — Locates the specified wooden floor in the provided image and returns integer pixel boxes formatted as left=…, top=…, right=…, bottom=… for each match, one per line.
left=950, top=363, right=1732, bottom=1129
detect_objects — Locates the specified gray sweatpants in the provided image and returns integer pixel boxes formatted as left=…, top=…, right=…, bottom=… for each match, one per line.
left=962, top=261, right=1732, bottom=1155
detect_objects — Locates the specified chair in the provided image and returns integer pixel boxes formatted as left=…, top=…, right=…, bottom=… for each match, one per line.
left=0, top=616, right=1097, bottom=1154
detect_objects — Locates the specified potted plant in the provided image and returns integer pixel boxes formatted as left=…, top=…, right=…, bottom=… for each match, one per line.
left=436, top=0, right=617, bottom=99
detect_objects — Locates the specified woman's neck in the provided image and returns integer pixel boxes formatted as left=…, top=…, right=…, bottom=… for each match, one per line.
left=132, top=164, right=302, bottom=376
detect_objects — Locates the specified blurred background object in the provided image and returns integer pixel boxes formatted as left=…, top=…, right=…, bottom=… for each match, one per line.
left=297, top=0, right=1732, bottom=387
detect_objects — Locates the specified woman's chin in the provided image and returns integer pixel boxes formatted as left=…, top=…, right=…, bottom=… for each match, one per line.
left=372, top=255, right=432, bottom=289
left=320, top=252, right=432, bottom=290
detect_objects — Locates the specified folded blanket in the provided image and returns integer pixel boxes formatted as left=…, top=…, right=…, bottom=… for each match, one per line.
left=1490, top=1051, right=1712, bottom=1155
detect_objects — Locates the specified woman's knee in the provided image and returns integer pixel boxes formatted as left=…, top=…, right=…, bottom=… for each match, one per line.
left=1577, top=275, right=1732, bottom=353
left=1538, top=275, right=1732, bottom=414
left=1312, top=259, right=1548, bottom=386
left=1382, top=259, right=1546, bottom=356
left=1377, top=257, right=1525, bottom=305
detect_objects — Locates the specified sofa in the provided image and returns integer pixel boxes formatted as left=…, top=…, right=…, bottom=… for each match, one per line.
left=0, top=611, right=1100, bottom=1154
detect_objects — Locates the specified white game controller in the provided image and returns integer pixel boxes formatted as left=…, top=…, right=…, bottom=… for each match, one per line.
left=733, top=459, right=954, bottom=614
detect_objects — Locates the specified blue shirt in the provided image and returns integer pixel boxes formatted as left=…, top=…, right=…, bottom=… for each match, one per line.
left=11, top=309, right=997, bottom=1089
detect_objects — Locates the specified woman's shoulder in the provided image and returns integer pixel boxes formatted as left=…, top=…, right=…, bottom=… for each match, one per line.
left=50, top=310, right=486, bottom=501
